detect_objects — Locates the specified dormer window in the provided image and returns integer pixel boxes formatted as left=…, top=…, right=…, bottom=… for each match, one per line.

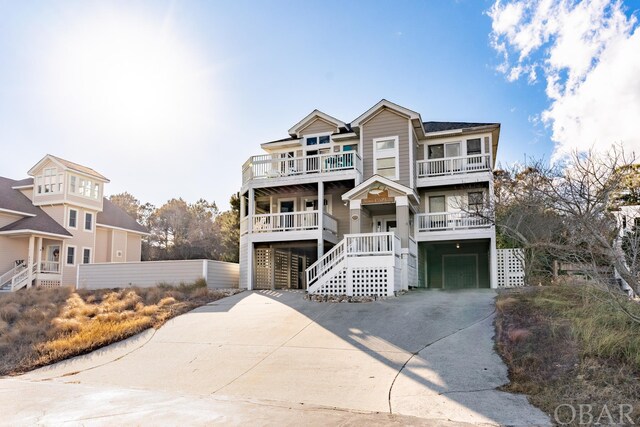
left=306, top=135, right=330, bottom=146
left=36, top=168, right=63, bottom=194
left=68, top=175, right=100, bottom=200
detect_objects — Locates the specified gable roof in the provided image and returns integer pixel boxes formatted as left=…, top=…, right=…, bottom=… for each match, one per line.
left=288, top=110, right=347, bottom=137
left=342, top=175, right=419, bottom=203
left=0, top=177, right=72, bottom=237
left=97, top=198, right=149, bottom=234
left=351, top=99, right=422, bottom=127
left=28, top=154, right=110, bottom=182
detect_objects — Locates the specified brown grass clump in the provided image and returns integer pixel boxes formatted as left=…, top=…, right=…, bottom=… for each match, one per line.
left=0, top=284, right=242, bottom=376
left=495, top=285, right=640, bottom=425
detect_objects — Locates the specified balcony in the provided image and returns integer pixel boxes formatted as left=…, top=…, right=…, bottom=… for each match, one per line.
left=416, top=154, right=491, bottom=187
left=415, top=211, right=493, bottom=241
left=241, top=211, right=339, bottom=242
left=242, top=151, right=362, bottom=187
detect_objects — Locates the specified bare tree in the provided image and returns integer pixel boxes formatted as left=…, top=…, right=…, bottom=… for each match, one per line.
left=484, top=147, right=640, bottom=303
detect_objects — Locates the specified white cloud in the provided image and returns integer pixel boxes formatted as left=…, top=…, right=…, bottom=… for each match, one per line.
left=488, top=0, right=640, bottom=160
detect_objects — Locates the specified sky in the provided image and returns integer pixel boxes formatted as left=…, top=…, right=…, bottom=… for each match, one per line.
left=0, top=0, right=638, bottom=210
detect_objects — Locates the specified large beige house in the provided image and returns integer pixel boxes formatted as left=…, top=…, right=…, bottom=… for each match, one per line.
left=239, top=100, right=500, bottom=295
left=0, top=155, right=147, bottom=292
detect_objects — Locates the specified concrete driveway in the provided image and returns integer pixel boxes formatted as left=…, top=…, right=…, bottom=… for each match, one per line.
left=1, top=290, right=549, bottom=426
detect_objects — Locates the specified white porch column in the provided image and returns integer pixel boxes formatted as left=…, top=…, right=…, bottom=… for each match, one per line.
left=317, top=181, right=325, bottom=260
left=36, top=237, right=42, bottom=271
left=27, top=235, right=34, bottom=288
left=248, top=187, right=255, bottom=233
left=490, top=235, right=498, bottom=289
left=247, top=241, right=254, bottom=290
left=240, top=192, right=246, bottom=219
left=349, top=199, right=362, bottom=234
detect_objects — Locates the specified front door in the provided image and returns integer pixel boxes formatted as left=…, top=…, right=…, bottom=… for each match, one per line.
left=46, top=245, right=60, bottom=272
left=429, top=196, right=447, bottom=229
left=443, top=254, right=478, bottom=289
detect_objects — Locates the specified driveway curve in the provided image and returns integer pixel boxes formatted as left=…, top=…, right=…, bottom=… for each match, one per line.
left=4, top=289, right=549, bottom=426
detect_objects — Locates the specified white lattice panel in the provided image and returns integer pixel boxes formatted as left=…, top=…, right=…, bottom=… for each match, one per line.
left=352, top=267, right=389, bottom=296
left=497, top=248, right=525, bottom=288
left=37, top=280, right=61, bottom=288
left=318, top=268, right=347, bottom=295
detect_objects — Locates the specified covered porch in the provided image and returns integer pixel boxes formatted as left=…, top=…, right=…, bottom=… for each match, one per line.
left=0, top=233, right=66, bottom=292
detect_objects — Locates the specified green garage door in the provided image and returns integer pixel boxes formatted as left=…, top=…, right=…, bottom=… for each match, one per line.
left=443, top=254, right=478, bottom=289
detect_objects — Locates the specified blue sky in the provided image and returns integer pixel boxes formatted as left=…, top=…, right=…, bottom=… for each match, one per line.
left=0, top=1, right=637, bottom=209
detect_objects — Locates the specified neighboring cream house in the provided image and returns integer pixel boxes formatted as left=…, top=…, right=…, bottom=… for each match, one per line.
left=239, top=99, right=500, bottom=295
left=0, top=155, right=147, bottom=292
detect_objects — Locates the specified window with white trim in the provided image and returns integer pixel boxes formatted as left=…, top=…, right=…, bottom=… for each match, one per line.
left=305, top=134, right=331, bottom=146
left=82, top=248, right=91, bottom=264
left=36, top=168, right=63, bottom=194
left=468, top=191, right=484, bottom=212
left=66, top=246, right=76, bottom=265
left=84, top=212, right=93, bottom=231
left=69, top=175, right=100, bottom=200
left=373, top=136, right=399, bottom=180
left=68, top=209, right=78, bottom=228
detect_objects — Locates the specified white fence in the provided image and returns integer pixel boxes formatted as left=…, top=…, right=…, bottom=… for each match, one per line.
left=496, top=248, right=525, bottom=288
left=77, top=260, right=239, bottom=290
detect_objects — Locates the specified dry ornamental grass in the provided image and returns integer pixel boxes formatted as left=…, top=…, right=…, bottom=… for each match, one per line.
left=0, top=282, right=241, bottom=376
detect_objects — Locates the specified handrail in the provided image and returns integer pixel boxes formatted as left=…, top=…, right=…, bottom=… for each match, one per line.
left=306, top=240, right=345, bottom=287
left=11, top=264, right=36, bottom=291
left=39, top=261, right=60, bottom=273
left=0, top=263, right=25, bottom=288
left=253, top=211, right=319, bottom=232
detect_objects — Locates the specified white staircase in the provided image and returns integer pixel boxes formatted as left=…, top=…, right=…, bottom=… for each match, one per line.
left=0, top=263, right=36, bottom=293
left=306, top=232, right=401, bottom=297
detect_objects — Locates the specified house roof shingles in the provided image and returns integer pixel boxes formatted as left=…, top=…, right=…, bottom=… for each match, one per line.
left=0, top=177, right=72, bottom=237
left=97, top=198, right=148, bottom=234
left=49, top=155, right=109, bottom=181
left=423, top=121, right=499, bottom=133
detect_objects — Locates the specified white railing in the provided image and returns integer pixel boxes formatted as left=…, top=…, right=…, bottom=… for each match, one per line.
left=9, top=264, right=37, bottom=292
left=345, top=232, right=395, bottom=256
left=0, top=263, right=25, bottom=288
left=253, top=211, right=318, bottom=233
left=416, top=211, right=492, bottom=232
left=306, top=239, right=346, bottom=288
left=39, top=261, right=60, bottom=273
left=417, top=154, right=490, bottom=178
left=243, top=151, right=362, bottom=184
left=250, top=211, right=338, bottom=235
left=306, top=232, right=398, bottom=290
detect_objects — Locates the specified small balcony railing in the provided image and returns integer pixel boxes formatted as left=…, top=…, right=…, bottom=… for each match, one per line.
left=243, top=151, right=362, bottom=184
left=416, top=211, right=492, bottom=232
left=417, top=154, right=490, bottom=178
left=248, top=211, right=338, bottom=235
left=40, top=261, right=60, bottom=273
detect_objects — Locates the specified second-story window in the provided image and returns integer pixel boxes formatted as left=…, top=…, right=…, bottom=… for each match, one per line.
left=84, top=212, right=93, bottom=231
left=373, top=136, right=399, bottom=180
left=467, top=139, right=482, bottom=156
left=37, top=168, right=63, bottom=194
left=68, top=209, right=78, bottom=228
left=306, top=135, right=330, bottom=146
left=468, top=191, right=484, bottom=212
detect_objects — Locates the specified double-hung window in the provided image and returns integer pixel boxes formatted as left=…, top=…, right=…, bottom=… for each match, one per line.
left=66, top=246, right=76, bottom=265
left=68, top=209, right=78, bottom=228
left=84, top=212, right=93, bottom=231
left=373, top=136, right=399, bottom=180
left=468, top=191, right=484, bottom=212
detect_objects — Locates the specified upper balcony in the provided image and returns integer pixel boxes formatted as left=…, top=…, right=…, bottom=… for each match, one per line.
left=240, top=210, right=339, bottom=244
left=414, top=211, right=494, bottom=241
left=242, top=151, right=362, bottom=189
left=416, top=154, right=492, bottom=187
